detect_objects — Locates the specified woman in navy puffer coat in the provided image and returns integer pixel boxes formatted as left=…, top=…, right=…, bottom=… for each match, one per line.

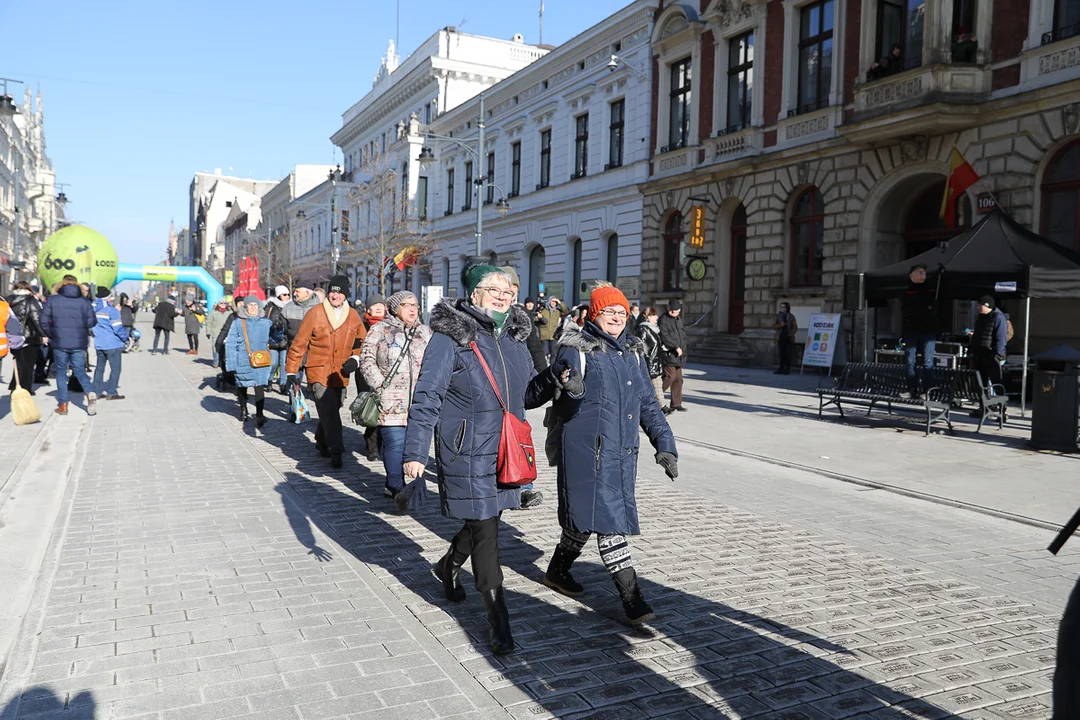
left=404, top=265, right=557, bottom=656
left=527, top=283, right=678, bottom=626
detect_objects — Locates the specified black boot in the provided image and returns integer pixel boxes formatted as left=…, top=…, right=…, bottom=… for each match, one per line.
left=612, top=568, right=655, bottom=625
left=434, top=552, right=467, bottom=602
left=255, top=400, right=267, bottom=428
left=315, top=440, right=331, bottom=457
left=544, top=546, right=584, bottom=597
left=238, top=403, right=250, bottom=422
left=480, top=588, right=514, bottom=655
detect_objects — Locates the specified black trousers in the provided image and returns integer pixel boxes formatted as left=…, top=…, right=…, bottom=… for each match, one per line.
left=237, top=385, right=265, bottom=414
left=8, top=345, right=39, bottom=392
left=187, top=333, right=199, bottom=351
left=312, top=384, right=345, bottom=454
left=972, top=350, right=1003, bottom=411
left=1055, top=575, right=1080, bottom=718
left=777, top=335, right=792, bottom=373
left=449, top=517, right=502, bottom=592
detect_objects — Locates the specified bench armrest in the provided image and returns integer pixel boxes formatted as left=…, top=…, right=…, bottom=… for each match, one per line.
left=990, top=383, right=1007, bottom=397
left=925, top=385, right=950, bottom=403
left=817, top=375, right=840, bottom=391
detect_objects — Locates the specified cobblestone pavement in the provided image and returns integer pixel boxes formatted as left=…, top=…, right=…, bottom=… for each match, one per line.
left=0, top=335, right=1072, bottom=719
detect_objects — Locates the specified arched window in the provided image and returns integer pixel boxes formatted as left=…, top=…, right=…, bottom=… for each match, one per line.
left=1042, top=141, right=1080, bottom=252
left=529, top=246, right=546, bottom=300
left=571, top=238, right=583, bottom=305
left=663, top=213, right=684, bottom=291
left=605, top=234, right=619, bottom=282
left=790, top=188, right=825, bottom=287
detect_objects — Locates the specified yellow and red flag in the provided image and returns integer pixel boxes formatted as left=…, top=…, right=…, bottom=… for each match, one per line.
left=940, top=146, right=979, bottom=228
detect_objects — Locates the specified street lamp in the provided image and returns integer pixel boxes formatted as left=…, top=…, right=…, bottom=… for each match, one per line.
left=418, top=91, right=511, bottom=262
left=0, top=78, right=20, bottom=118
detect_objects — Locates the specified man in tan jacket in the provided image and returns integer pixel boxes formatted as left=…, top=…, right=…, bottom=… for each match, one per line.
left=286, top=275, right=367, bottom=468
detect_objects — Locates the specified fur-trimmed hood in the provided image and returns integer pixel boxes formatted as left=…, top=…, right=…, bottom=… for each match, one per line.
left=558, top=322, right=644, bottom=356
left=429, top=298, right=533, bottom=346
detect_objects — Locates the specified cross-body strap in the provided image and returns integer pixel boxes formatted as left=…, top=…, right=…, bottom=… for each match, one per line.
left=380, top=326, right=415, bottom=389
left=470, top=341, right=506, bottom=412
left=241, top=317, right=253, bottom=355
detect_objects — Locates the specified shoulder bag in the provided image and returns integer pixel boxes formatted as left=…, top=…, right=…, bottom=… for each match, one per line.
left=350, top=326, right=414, bottom=427
left=243, top=319, right=271, bottom=368
left=470, top=341, right=537, bottom=489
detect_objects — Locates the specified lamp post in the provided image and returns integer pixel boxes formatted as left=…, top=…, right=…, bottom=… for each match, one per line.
left=418, top=91, right=511, bottom=264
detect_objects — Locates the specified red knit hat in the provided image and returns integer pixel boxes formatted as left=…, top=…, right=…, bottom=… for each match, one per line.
left=588, top=285, right=631, bottom=322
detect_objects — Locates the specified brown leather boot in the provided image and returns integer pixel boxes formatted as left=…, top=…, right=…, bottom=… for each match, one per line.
left=55, top=403, right=69, bottom=415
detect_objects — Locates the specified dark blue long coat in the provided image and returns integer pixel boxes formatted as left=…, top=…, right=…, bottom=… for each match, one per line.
left=530, top=321, right=677, bottom=536
left=403, top=299, right=538, bottom=521
left=40, top=284, right=95, bottom=351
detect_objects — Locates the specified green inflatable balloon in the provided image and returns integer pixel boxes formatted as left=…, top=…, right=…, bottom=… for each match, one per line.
left=38, top=226, right=119, bottom=290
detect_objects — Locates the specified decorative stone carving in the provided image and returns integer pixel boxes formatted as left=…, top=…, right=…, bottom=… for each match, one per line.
left=1040, top=45, right=1080, bottom=75
left=661, top=16, right=689, bottom=39
left=723, top=177, right=735, bottom=197
left=1065, top=103, right=1080, bottom=135
left=863, top=75, right=924, bottom=109
left=796, top=161, right=809, bottom=185
left=715, top=0, right=756, bottom=28
left=715, top=133, right=747, bottom=158
left=786, top=114, right=828, bottom=139
left=658, top=152, right=690, bottom=172
left=900, top=135, right=929, bottom=163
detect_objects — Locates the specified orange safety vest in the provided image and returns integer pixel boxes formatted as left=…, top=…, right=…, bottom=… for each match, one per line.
left=0, top=300, right=9, bottom=358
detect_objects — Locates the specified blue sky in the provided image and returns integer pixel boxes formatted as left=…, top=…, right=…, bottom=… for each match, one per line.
left=3, top=0, right=628, bottom=266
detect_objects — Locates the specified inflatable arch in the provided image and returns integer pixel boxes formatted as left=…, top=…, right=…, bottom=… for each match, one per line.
left=37, top=225, right=224, bottom=307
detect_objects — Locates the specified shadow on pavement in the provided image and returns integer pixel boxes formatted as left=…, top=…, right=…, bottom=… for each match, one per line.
left=0, top=688, right=94, bottom=720
left=269, top=454, right=954, bottom=719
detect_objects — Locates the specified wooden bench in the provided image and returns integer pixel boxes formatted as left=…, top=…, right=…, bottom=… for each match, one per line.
left=817, top=362, right=1008, bottom=435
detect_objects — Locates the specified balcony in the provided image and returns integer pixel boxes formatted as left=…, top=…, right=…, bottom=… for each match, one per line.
left=704, top=126, right=763, bottom=164
left=651, top=144, right=700, bottom=180
left=843, top=62, right=990, bottom=143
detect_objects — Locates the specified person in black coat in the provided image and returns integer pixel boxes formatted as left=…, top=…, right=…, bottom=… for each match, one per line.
left=264, top=286, right=291, bottom=392
left=636, top=307, right=665, bottom=406
left=901, top=263, right=938, bottom=396
left=528, top=284, right=678, bottom=625
left=152, top=293, right=179, bottom=354
left=969, top=295, right=1009, bottom=416
left=403, top=265, right=561, bottom=655
left=522, top=297, right=548, bottom=374
left=7, top=281, right=45, bottom=394
left=657, top=299, right=687, bottom=413
left=214, top=297, right=246, bottom=390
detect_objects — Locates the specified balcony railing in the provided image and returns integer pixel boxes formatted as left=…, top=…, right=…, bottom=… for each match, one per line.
left=1043, top=22, right=1080, bottom=45
left=787, top=99, right=826, bottom=118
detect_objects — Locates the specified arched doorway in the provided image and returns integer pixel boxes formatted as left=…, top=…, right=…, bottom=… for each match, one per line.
left=728, top=204, right=748, bottom=333
left=904, top=180, right=972, bottom=258
left=528, top=245, right=546, bottom=300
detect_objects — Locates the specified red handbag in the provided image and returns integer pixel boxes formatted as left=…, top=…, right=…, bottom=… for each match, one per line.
left=470, top=341, right=537, bottom=488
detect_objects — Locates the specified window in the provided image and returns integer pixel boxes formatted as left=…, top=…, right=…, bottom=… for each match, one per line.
left=790, top=187, right=826, bottom=286
left=417, top=176, right=428, bottom=221
left=1052, top=0, right=1080, bottom=42
left=668, top=58, right=692, bottom=150
left=424, top=102, right=432, bottom=124
left=663, top=213, right=684, bottom=291
left=875, top=0, right=924, bottom=72
left=606, top=234, right=619, bottom=282
left=608, top=100, right=624, bottom=169
left=463, top=161, right=473, bottom=210
left=511, top=141, right=521, bottom=196
left=1042, top=142, right=1080, bottom=252
left=726, top=32, right=754, bottom=132
left=573, top=114, right=589, bottom=179
left=539, top=129, right=551, bottom=189
left=445, top=168, right=455, bottom=215
left=401, top=163, right=409, bottom=217
left=797, top=0, right=834, bottom=114
left=486, top=152, right=495, bottom=204
left=571, top=238, right=583, bottom=305
left=529, top=245, right=546, bottom=300
left=952, top=0, right=975, bottom=40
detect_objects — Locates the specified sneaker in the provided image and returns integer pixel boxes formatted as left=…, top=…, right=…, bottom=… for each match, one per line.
left=107, top=394, right=126, bottom=401
left=520, top=490, right=544, bottom=509
left=394, top=490, right=410, bottom=512
left=383, top=485, right=395, bottom=499
left=662, top=406, right=674, bottom=415
left=86, top=392, right=97, bottom=416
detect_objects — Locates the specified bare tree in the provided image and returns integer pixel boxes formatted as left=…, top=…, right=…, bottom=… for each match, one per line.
left=235, top=225, right=300, bottom=293
left=341, top=150, right=436, bottom=297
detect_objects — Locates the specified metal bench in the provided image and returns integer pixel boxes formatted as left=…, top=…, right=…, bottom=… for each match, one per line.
left=817, top=362, right=1007, bottom=435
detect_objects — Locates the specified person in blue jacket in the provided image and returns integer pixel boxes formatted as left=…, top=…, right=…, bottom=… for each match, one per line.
left=403, top=265, right=570, bottom=655
left=224, top=296, right=272, bottom=426
left=40, top=275, right=98, bottom=416
left=92, top=287, right=130, bottom=400
left=528, top=283, right=678, bottom=625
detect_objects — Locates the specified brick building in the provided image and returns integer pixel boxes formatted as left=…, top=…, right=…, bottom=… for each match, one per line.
left=641, top=0, right=1080, bottom=364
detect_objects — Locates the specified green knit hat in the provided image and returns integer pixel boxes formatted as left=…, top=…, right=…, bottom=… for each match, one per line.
left=463, top=264, right=501, bottom=297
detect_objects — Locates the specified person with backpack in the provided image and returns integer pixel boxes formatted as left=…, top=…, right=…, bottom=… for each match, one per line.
left=7, top=282, right=45, bottom=395
left=264, top=286, right=291, bottom=393
left=527, top=283, right=678, bottom=626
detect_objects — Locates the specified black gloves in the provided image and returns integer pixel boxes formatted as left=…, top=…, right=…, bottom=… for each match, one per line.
left=341, top=356, right=360, bottom=375
left=552, top=359, right=585, bottom=396
left=655, top=452, right=678, bottom=481
left=285, top=374, right=297, bottom=388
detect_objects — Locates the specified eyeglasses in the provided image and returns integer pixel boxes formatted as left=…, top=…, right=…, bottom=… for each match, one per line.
left=599, top=308, right=629, bottom=318
left=479, top=286, right=515, bottom=300
left=398, top=302, right=419, bottom=309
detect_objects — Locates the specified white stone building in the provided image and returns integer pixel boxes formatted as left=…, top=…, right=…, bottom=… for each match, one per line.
left=0, top=87, right=60, bottom=294
left=424, top=1, right=658, bottom=305
left=188, top=171, right=276, bottom=274
left=327, top=29, right=550, bottom=299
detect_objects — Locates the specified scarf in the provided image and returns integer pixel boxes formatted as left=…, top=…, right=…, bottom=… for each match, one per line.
left=364, top=312, right=384, bottom=329
left=474, top=306, right=509, bottom=337
left=323, top=299, right=349, bottom=331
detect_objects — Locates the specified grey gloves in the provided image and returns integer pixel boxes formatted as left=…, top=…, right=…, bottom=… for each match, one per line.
left=655, top=452, right=678, bottom=481
left=552, top=359, right=585, bottom=396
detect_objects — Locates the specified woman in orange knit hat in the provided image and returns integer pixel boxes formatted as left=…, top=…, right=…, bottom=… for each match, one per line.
left=528, top=282, right=678, bottom=625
